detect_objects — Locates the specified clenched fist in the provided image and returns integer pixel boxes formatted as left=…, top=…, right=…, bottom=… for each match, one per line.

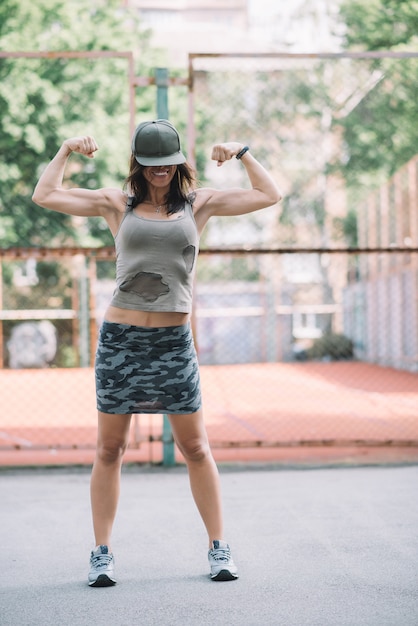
left=63, top=136, right=98, bottom=159
left=211, top=142, right=246, bottom=167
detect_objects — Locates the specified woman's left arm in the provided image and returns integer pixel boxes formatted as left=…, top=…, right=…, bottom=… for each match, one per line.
left=195, top=142, right=282, bottom=219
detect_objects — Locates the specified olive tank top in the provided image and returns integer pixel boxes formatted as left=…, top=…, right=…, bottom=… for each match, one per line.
left=110, top=199, right=199, bottom=314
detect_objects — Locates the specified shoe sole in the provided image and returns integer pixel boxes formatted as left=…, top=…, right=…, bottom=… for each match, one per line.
left=210, top=569, right=239, bottom=581
left=89, top=574, right=117, bottom=587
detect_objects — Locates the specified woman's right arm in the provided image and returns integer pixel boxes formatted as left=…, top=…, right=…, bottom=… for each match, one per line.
left=32, top=136, right=121, bottom=218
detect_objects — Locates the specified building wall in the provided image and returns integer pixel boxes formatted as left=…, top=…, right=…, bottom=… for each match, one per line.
left=124, top=0, right=342, bottom=66
left=125, top=0, right=251, bottom=65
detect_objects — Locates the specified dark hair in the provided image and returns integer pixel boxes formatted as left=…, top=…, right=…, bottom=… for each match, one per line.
left=124, top=155, right=197, bottom=214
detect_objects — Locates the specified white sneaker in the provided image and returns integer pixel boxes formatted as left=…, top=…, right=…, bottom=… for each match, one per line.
left=208, top=540, right=239, bottom=581
left=88, top=545, right=116, bottom=587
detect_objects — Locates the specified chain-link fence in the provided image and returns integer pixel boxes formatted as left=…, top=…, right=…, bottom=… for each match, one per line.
left=1, top=247, right=417, bottom=461
left=187, top=52, right=418, bottom=455
left=1, top=52, right=417, bottom=463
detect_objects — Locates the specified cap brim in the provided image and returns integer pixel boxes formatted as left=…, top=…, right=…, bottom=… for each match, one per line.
left=134, top=151, right=186, bottom=166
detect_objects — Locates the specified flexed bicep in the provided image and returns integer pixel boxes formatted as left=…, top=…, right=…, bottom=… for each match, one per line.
left=32, top=136, right=109, bottom=217
left=198, top=144, right=282, bottom=217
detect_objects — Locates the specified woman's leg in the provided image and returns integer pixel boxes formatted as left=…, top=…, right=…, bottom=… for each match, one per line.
left=168, top=409, right=223, bottom=546
left=90, top=411, right=132, bottom=548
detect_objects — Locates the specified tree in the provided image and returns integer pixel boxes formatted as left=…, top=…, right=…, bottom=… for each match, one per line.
left=336, top=0, right=418, bottom=188
left=0, top=0, right=155, bottom=247
left=339, top=0, right=418, bottom=51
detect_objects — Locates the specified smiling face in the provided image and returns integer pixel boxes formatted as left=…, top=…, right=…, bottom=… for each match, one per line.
left=143, top=165, right=177, bottom=190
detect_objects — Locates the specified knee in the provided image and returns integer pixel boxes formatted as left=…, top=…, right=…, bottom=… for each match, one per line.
left=96, top=436, right=128, bottom=465
left=177, top=437, right=211, bottom=464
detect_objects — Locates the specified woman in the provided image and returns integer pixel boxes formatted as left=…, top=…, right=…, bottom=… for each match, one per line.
left=32, top=119, right=281, bottom=586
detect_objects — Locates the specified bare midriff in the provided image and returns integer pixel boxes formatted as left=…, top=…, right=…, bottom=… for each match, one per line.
left=104, top=305, right=190, bottom=328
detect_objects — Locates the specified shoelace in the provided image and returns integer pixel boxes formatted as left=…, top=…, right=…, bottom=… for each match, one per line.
left=91, top=554, right=113, bottom=569
left=210, top=547, right=231, bottom=562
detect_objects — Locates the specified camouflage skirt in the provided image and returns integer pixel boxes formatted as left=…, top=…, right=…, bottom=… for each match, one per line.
left=95, top=321, right=202, bottom=415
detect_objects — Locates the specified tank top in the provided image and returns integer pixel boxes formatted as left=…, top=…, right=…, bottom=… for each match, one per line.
left=110, top=199, right=200, bottom=313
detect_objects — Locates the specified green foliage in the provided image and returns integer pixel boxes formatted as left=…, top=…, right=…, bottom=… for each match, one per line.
left=280, top=188, right=325, bottom=230
left=339, top=0, right=418, bottom=51
left=197, top=255, right=260, bottom=282
left=336, top=0, right=418, bottom=188
left=306, top=333, right=354, bottom=361
left=55, top=342, right=78, bottom=368
left=333, top=208, right=358, bottom=248
left=2, top=259, right=73, bottom=309
left=0, top=0, right=154, bottom=247
left=197, top=67, right=330, bottom=238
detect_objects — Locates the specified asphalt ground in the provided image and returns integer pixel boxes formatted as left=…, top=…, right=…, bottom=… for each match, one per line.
left=1, top=463, right=418, bottom=626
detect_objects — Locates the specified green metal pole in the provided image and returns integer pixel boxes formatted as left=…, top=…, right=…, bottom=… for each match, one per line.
left=156, top=67, right=169, bottom=121
left=155, top=67, right=176, bottom=467
left=78, top=255, right=90, bottom=367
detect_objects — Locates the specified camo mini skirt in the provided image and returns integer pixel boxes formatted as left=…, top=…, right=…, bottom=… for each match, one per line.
left=95, top=321, right=202, bottom=415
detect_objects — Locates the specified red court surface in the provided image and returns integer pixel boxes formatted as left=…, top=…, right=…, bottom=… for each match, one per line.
left=1, top=362, right=417, bottom=467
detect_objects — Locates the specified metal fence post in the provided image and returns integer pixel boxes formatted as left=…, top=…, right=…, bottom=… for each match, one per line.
left=155, top=67, right=176, bottom=467
left=75, top=254, right=90, bottom=367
